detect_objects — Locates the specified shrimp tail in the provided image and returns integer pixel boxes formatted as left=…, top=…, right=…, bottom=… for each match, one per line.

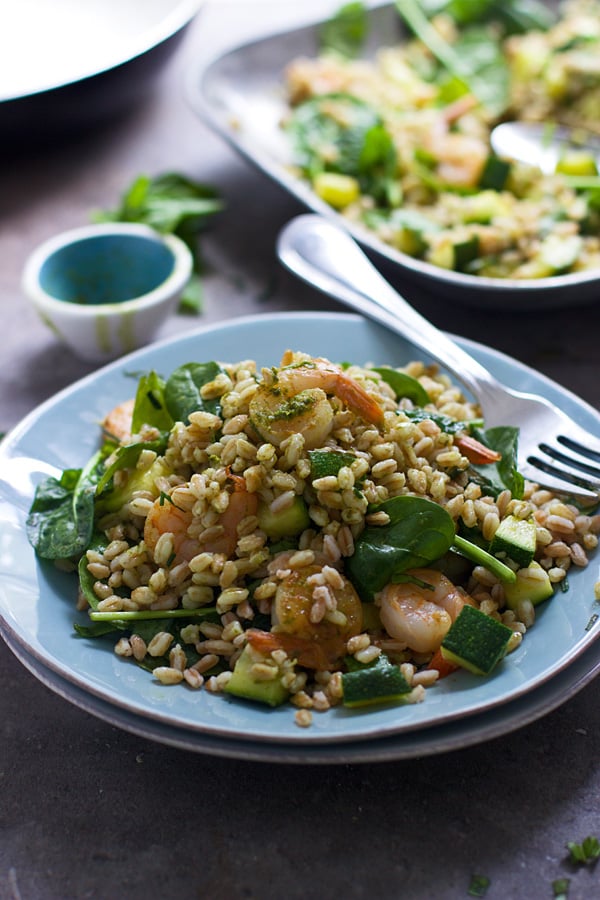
left=455, top=434, right=502, bottom=465
left=335, top=376, right=385, bottom=428
left=246, top=628, right=342, bottom=670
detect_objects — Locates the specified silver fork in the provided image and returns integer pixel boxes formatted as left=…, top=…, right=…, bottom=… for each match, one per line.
left=277, top=214, right=600, bottom=506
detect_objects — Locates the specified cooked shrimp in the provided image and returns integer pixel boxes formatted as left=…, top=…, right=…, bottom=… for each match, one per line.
left=102, top=398, right=134, bottom=444
left=377, top=568, right=475, bottom=655
left=425, top=132, right=488, bottom=189
left=143, top=479, right=258, bottom=563
left=251, top=558, right=363, bottom=669
left=249, top=351, right=384, bottom=449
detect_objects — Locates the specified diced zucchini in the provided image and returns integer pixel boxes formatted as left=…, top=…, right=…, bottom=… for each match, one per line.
left=257, top=496, right=310, bottom=540
left=461, top=190, right=510, bottom=224
left=489, top=515, right=536, bottom=568
left=479, top=157, right=511, bottom=191
left=225, top=644, right=289, bottom=707
left=427, top=234, right=479, bottom=271
left=95, top=456, right=172, bottom=514
left=556, top=151, right=598, bottom=177
left=503, top=561, right=554, bottom=610
left=391, top=224, right=428, bottom=257
left=538, top=233, right=582, bottom=274
left=342, top=654, right=412, bottom=708
left=441, top=605, right=513, bottom=676
left=313, top=172, right=360, bottom=209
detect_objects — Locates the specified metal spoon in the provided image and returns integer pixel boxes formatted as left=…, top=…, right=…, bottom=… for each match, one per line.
left=490, top=121, right=600, bottom=175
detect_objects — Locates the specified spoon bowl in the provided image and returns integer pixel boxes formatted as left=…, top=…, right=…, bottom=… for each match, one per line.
left=490, top=121, right=600, bottom=175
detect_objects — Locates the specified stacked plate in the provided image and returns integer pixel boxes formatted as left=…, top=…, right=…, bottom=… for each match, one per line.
left=2, top=313, right=600, bottom=762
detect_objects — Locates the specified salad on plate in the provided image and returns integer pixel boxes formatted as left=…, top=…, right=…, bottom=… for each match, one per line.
left=26, top=347, right=600, bottom=728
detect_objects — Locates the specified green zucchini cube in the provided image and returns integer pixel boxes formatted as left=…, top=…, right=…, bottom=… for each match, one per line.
left=441, top=605, right=513, bottom=676
left=342, top=654, right=411, bottom=708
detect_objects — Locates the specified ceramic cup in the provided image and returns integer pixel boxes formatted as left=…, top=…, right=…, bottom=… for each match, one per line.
left=22, top=222, right=194, bottom=362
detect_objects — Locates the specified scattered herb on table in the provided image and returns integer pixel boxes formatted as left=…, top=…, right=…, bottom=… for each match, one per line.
left=566, top=835, right=600, bottom=865
left=552, top=878, right=570, bottom=899
left=467, top=873, right=490, bottom=896
left=93, top=172, right=223, bottom=314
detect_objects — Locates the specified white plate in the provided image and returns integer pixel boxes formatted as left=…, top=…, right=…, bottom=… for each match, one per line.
left=186, top=1, right=600, bottom=310
left=2, top=312, right=600, bottom=746
left=0, top=0, right=203, bottom=101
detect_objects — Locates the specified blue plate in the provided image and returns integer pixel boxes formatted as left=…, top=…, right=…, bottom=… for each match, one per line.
left=2, top=312, right=600, bottom=746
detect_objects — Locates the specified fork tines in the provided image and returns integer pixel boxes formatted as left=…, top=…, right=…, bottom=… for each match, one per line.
left=524, top=436, right=600, bottom=504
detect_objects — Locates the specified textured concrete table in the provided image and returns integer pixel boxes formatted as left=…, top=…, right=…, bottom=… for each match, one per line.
left=2, top=3, right=600, bottom=898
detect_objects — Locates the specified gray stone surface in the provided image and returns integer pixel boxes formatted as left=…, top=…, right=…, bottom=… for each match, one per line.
left=2, top=3, right=600, bottom=898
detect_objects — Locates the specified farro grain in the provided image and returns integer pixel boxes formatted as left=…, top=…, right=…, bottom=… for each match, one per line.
left=154, top=666, right=184, bottom=685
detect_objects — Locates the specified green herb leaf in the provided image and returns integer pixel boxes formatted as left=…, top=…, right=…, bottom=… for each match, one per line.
left=403, top=407, right=481, bottom=435
left=395, top=0, right=510, bottom=116
left=92, top=172, right=222, bottom=316
left=346, top=495, right=455, bottom=600
left=319, top=1, right=369, bottom=58
left=468, top=873, right=490, bottom=897
left=131, top=370, right=172, bottom=435
left=164, top=361, right=226, bottom=422
left=552, top=877, right=570, bottom=899
left=26, top=451, right=105, bottom=559
left=286, top=93, right=387, bottom=179
left=566, top=835, right=600, bottom=865
left=371, top=367, right=430, bottom=405
left=470, top=426, right=524, bottom=499
left=309, top=449, right=357, bottom=479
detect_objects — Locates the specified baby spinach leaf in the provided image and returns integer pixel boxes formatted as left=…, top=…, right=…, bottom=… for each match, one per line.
left=371, top=367, right=430, bottom=405
left=403, top=407, right=479, bottom=434
left=470, top=425, right=524, bottom=499
left=131, top=370, right=173, bottom=435
left=358, top=124, right=399, bottom=207
left=164, top=361, right=225, bottom=422
left=287, top=93, right=384, bottom=178
left=347, top=495, right=455, bottom=600
left=319, top=1, right=369, bottom=58
left=395, top=0, right=510, bottom=116
left=27, top=451, right=104, bottom=559
left=77, top=532, right=108, bottom=609
left=74, top=621, right=125, bottom=638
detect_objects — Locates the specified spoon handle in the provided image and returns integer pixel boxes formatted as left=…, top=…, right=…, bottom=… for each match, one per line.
left=277, top=214, right=498, bottom=400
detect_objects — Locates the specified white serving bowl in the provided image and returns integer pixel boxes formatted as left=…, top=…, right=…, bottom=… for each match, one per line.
left=22, top=223, right=194, bottom=362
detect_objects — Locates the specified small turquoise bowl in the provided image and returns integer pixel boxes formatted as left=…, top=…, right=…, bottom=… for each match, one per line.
left=22, top=223, right=193, bottom=361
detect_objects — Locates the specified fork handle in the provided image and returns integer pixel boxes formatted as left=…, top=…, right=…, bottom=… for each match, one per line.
left=278, top=215, right=501, bottom=403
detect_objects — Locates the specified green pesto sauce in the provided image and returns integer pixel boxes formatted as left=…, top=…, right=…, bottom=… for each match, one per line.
left=261, top=390, right=317, bottom=424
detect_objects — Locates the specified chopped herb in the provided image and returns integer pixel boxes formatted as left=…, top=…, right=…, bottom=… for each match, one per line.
left=319, top=0, right=369, bottom=58
left=552, top=878, right=570, bottom=899
left=585, top=613, right=599, bottom=632
left=566, top=835, right=600, bottom=865
left=468, top=873, right=490, bottom=896
left=92, top=172, right=222, bottom=314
